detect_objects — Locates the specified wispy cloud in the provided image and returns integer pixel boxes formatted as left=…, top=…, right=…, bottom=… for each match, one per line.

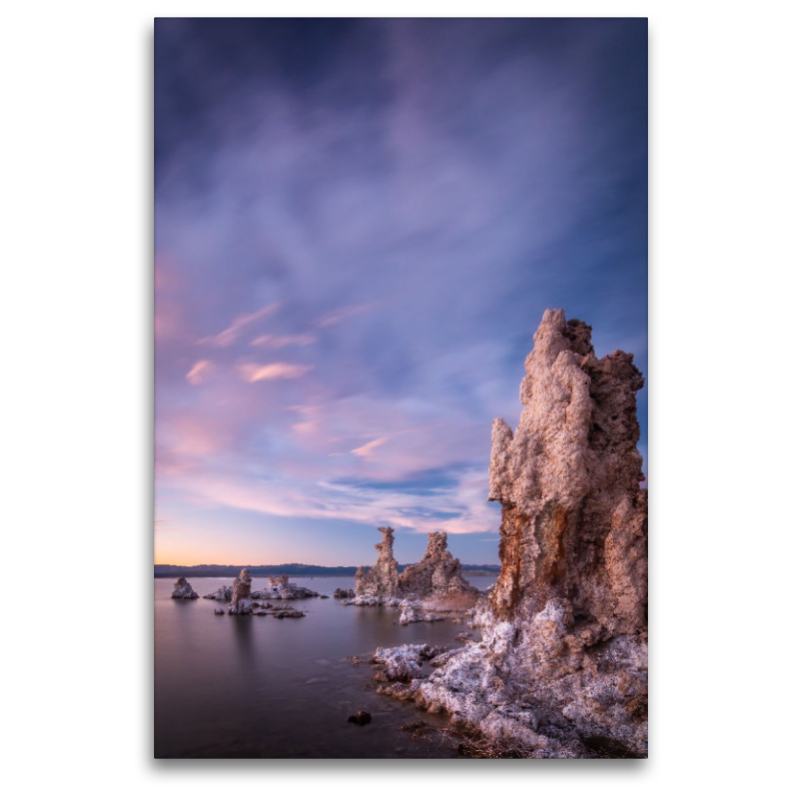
left=185, top=359, right=213, bottom=385
left=351, top=437, right=388, bottom=458
left=155, top=19, right=647, bottom=564
left=315, top=303, right=376, bottom=328
left=199, top=302, right=280, bottom=347
left=250, top=333, right=317, bottom=349
left=238, top=362, right=314, bottom=382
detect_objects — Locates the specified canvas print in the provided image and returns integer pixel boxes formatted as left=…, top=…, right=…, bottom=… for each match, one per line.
left=155, top=18, right=648, bottom=759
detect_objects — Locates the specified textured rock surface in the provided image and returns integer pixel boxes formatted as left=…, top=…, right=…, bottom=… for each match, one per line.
left=270, top=605, right=306, bottom=619
left=251, top=575, right=319, bottom=601
left=229, top=568, right=253, bottom=615
left=399, top=532, right=479, bottom=600
left=171, top=577, right=199, bottom=600
left=354, top=527, right=400, bottom=599
left=398, top=600, right=445, bottom=625
left=373, top=644, right=444, bottom=682
left=353, top=527, right=477, bottom=611
left=380, top=309, right=648, bottom=758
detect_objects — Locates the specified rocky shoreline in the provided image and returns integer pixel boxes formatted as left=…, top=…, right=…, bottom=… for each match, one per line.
left=362, top=310, right=648, bottom=758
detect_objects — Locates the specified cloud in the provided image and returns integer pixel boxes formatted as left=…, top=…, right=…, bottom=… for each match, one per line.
left=199, top=302, right=280, bottom=347
left=185, top=359, right=213, bottom=385
left=238, top=362, right=314, bottom=382
left=250, top=333, right=317, bottom=349
left=155, top=19, right=647, bottom=561
left=158, top=461, right=500, bottom=536
left=351, top=437, right=388, bottom=458
left=315, top=304, right=376, bottom=328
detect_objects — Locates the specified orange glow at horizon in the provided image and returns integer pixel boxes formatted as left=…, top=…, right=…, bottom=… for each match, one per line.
left=154, top=515, right=306, bottom=566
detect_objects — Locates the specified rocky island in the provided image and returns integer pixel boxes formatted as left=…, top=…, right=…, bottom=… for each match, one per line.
left=370, top=309, right=648, bottom=758
left=251, top=574, right=320, bottom=601
left=170, top=577, right=199, bottom=600
left=346, top=527, right=479, bottom=624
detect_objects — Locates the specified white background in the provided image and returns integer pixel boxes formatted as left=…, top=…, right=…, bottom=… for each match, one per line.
left=2, top=1, right=798, bottom=797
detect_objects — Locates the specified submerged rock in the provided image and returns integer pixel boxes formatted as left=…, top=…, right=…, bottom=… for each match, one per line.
left=400, top=719, right=433, bottom=736
left=348, top=711, right=372, bottom=726
left=271, top=605, right=305, bottom=619
left=171, top=577, right=199, bottom=600
left=381, top=310, right=648, bottom=758
left=228, top=568, right=253, bottom=615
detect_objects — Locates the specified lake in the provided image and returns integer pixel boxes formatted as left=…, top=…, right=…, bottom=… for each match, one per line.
left=154, top=574, right=496, bottom=758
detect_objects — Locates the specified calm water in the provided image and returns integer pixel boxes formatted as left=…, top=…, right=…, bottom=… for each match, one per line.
left=154, top=575, right=496, bottom=758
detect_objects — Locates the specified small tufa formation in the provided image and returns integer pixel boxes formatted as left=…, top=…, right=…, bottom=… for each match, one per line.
left=228, top=568, right=254, bottom=615
left=270, top=604, right=306, bottom=619
left=251, top=575, right=319, bottom=601
left=399, top=532, right=479, bottom=599
left=398, top=600, right=445, bottom=625
left=351, top=527, right=476, bottom=613
left=333, top=588, right=354, bottom=599
left=203, top=585, right=232, bottom=601
left=384, top=310, right=648, bottom=758
left=171, top=577, right=199, bottom=600
left=354, top=527, right=400, bottom=599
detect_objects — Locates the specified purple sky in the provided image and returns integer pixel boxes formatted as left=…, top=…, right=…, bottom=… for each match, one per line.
left=154, top=19, right=647, bottom=567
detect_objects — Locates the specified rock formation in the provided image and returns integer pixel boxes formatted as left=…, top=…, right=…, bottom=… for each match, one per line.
left=170, top=577, right=199, bottom=599
left=228, top=568, right=254, bottom=615
left=376, top=310, right=648, bottom=758
left=354, top=527, right=400, bottom=599
left=251, top=575, right=319, bottom=601
left=271, top=606, right=305, bottom=619
left=373, top=644, right=445, bottom=682
left=203, top=585, right=232, bottom=601
left=333, top=588, right=355, bottom=599
left=397, top=600, right=445, bottom=625
left=351, top=527, right=477, bottom=614
left=399, top=532, right=478, bottom=600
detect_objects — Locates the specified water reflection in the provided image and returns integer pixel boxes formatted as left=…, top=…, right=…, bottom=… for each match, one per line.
left=231, top=614, right=254, bottom=666
left=155, top=575, right=496, bottom=758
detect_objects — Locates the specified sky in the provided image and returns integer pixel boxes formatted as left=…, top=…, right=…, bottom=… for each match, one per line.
left=154, top=18, right=648, bottom=567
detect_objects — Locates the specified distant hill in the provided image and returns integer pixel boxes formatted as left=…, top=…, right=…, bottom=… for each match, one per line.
left=154, top=563, right=501, bottom=578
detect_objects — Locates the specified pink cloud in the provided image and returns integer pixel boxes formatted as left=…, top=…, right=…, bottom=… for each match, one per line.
left=351, top=437, right=388, bottom=458
left=157, top=418, right=228, bottom=475
left=160, top=464, right=499, bottom=536
left=250, top=333, right=317, bottom=349
left=238, top=362, right=314, bottom=382
left=185, top=359, right=213, bottom=385
left=199, top=302, right=281, bottom=347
